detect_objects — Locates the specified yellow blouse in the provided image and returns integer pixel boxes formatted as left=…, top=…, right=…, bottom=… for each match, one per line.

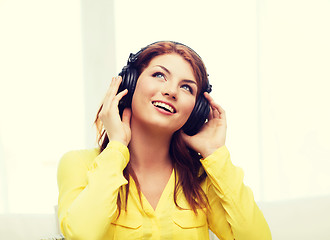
left=57, top=141, right=271, bottom=240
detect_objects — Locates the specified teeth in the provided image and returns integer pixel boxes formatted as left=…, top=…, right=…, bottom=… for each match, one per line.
left=153, top=102, right=174, bottom=113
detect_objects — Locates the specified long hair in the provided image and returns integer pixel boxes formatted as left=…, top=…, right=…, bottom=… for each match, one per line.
left=94, top=41, right=209, bottom=215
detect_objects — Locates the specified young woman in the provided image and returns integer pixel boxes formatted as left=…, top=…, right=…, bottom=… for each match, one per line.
left=57, top=41, right=271, bottom=240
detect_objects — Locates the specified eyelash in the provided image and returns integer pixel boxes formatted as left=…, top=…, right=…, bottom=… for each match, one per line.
left=181, top=84, right=193, bottom=94
left=152, top=71, right=194, bottom=94
left=152, top=72, right=166, bottom=79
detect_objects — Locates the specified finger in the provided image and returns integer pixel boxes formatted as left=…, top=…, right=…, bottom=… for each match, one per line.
left=205, top=92, right=219, bottom=119
left=109, top=76, right=123, bottom=99
left=214, top=101, right=226, bottom=119
left=103, top=76, right=123, bottom=110
left=208, top=105, right=214, bottom=120
left=212, top=106, right=221, bottom=118
left=204, top=92, right=220, bottom=109
left=204, top=92, right=225, bottom=119
left=204, top=92, right=215, bottom=105
left=205, top=93, right=214, bottom=120
left=122, top=108, right=132, bottom=127
left=218, top=106, right=226, bottom=122
left=110, top=89, right=128, bottom=109
left=102, top=77, right=117, bottom=109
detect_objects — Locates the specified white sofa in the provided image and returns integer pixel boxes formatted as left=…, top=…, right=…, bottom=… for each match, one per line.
left=1, top=196, right=329, bottom=240
left=257, top=196, right=330, bottom=240
left=0, top=213, right=61, bottom=240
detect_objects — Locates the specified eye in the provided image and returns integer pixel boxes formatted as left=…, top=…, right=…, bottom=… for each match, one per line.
left=181, top=84, right=193, bottom=94
left=152, top=72, right=166, bottom=80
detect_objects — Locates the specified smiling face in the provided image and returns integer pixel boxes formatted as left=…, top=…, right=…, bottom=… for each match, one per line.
left=130, top=53, right=198, bottom=135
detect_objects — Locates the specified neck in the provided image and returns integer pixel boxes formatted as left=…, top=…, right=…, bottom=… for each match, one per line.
left=128, top=121, right=174, bottom=174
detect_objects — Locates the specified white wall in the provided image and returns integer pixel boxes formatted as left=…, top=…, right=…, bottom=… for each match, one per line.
left=0, top=0, right=85, bottom=213
left=258, top=0, right=330, bottom=201
left=0, top=0, right=329, bottom=215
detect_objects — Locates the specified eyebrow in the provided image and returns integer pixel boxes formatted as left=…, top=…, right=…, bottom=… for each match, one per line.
left=154, top=65, right=197, bottom=85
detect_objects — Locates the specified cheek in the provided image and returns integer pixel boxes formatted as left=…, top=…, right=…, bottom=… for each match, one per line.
left=131, top=80, right=154, bottom=110
left=134, top=78, right=156, bottom=97
left=182, top=97, right=197, bottom=118
left=187, top=101, right=195, bottom=112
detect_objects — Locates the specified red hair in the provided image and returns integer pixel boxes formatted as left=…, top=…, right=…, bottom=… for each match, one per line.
left=94, top=41, right=209, bottom=215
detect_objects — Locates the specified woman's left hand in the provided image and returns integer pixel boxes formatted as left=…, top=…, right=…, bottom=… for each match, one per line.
left=181, top=92, right=227, bottom=158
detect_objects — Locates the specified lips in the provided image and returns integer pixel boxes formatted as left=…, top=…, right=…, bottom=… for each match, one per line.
left=152, top=101, right=176, bottom=113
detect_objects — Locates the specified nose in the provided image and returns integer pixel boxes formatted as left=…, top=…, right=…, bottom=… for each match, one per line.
left=161, top=82, right=177, bottom=100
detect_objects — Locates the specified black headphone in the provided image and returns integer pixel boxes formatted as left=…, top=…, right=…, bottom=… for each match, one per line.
left=117, top=41, right=212, bottom=136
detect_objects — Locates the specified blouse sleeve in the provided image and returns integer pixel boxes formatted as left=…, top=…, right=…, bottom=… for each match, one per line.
left=201, top=146, right=272, bottom=240
left=57, top=141, right=129, bottom=240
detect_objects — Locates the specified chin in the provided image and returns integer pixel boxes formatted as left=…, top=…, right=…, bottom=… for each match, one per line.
left=145, top=120, right=183, bottom=135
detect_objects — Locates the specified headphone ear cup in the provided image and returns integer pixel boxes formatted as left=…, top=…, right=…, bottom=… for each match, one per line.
left=118, top=66, right=138, bottom=112
left=182, top=95, right=210, bottom=136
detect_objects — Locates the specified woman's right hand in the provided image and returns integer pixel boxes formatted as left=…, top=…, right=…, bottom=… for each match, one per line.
left=99, top=76, right=132, bottom=146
